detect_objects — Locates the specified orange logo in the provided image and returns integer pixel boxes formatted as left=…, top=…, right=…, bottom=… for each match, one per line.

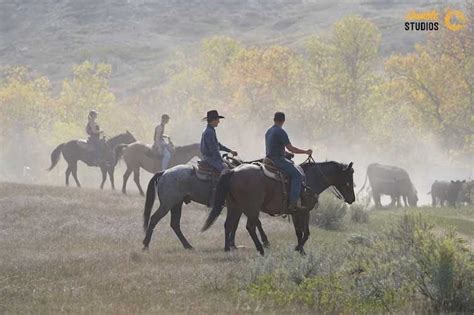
left=444, top=9, right=467, bottom=31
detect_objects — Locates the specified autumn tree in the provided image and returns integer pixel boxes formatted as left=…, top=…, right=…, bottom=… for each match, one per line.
left=0, top=66, right=55, bottom=173
left=385, top=10, right=473, bottom=157
left=305, top=16, right=381, bottom=140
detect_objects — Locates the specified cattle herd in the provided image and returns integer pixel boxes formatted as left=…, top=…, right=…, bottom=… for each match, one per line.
left=360, top=163, right=472, bottom=208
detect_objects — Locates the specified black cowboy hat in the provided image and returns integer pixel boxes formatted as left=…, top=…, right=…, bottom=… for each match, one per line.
left=203, top=110, right=225, bottom=121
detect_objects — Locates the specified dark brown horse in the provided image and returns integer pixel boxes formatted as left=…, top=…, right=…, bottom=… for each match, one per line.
left=115, top=142, right=202, bottom=195
left=202, top=160, right=355, bottom=255
left=47, top=131, right=136, bottom=189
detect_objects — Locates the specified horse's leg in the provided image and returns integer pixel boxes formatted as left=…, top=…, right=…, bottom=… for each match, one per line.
left=256, top=219, right=270, bottom=248
left=299, top=211, right=311, bottom=255
left=225, top=208, right=241, bottom=251
left=65, top=166, right=71, bottom=186
left=108, top=168, right=115, bottom=190
left=143, top=204, right=170, bottom=250
left=292, top=212, right=304, bottom=254
left=170, top=202, right=193, bottom=249
left=133, top=168, right=144, bottom=196
left=100, top=166, right=107, bottom=190
left=245, top=213, right=264, bottom=256
left=71, top=162, right=81, bottom=188
left=122, top=168, right=132, bottom=194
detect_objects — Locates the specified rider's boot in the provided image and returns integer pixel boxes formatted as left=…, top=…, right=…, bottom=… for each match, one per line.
left=287, top=200, right=306, bottom=213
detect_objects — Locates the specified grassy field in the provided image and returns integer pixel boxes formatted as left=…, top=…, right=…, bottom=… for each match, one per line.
left=0, top=182, right=472, bottom=313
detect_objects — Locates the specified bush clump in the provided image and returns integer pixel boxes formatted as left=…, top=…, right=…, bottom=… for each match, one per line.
left=240, top=213, right=474, bottom=313
left=310, top=192, right=346, bottom=230
left=350, top=204, right=370, bottom=223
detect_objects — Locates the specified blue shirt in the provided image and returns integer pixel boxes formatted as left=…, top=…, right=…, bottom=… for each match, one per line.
left=200, top=124, right=231, bottom=163
left=265, top=124, right=290, bottom=159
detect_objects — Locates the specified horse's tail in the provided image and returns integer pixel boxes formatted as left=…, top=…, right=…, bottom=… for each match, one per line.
left=143, top=171, right=164, bottom=232
left=202, top=169, right=234, bottom=232
left=356, top=168, right=369, bottom=197
left=115, top=144, right=128, bottom=162
left=47, top=143, right=64, bottom=171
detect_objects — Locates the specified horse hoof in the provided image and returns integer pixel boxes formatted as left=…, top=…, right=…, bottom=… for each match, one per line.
left=259, top=250, right=265, bottom=256
left=184, top=245, right=194, bottom=250
left=142, top=246, right=149, bottom=251
left=263, top=241, right=270, bottom=248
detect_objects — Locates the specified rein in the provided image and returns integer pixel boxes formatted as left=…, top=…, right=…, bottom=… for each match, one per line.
left=304, top=156, right=345, bottom=201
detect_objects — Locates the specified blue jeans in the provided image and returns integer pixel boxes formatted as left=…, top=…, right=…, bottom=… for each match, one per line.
left=271, top=157, right=303, bottom=203
left=203, top=157, right=226, bottom=172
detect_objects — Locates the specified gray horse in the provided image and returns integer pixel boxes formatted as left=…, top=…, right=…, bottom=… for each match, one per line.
left=142, top=159, right=269, bottom=251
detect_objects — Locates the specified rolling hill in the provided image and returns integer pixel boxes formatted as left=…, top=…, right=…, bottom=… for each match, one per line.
left=1, top=0, right=446, bottom=94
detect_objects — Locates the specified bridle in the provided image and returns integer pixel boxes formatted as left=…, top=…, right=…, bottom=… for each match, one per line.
left=303, top=155, right=345, bottom=201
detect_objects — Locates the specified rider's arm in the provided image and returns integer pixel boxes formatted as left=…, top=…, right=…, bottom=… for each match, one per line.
left=88, top=121, right=101, bottom=135
left=204, top=129, right=222, bottom=158
left=218, top=142, right=231, bottom=153
left=286, top=143, right=312, bottom=155
left=154, top=125, right=163, bottom=142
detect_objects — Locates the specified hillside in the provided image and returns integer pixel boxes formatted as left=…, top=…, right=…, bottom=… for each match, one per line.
left=0, top=182, right=472, bottom=312
left=0, top=0, right=440, bottom=94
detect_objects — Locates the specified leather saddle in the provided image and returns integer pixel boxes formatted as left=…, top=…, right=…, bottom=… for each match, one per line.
left=195, top=161, right=220, bottom=181
left=145, top=147, right=162, bottom=160
left=259, top=158, right=289, bottom=183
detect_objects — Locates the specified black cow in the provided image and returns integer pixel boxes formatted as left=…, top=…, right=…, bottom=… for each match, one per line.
left=431, top=180, right=466, bottom=207
left=459, top=180, right=473, bottom=205
left=359, top=163, right=418, bottom=208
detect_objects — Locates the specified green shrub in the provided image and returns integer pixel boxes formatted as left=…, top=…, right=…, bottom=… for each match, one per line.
left=350, top=204, right=369, bottom=223
left=310, top=192, right=346, bottom=230
left=349, top=213, right=473, bottom=313
left=412, top=229, right=473, bottom=312
left=241, top=213, right=474, bottom=313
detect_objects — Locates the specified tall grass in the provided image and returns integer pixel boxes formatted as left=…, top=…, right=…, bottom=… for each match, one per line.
left=240, top=213, right=474, bottom=313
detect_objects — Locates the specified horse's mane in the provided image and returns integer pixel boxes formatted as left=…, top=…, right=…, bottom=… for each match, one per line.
left=175, top=143, right=200, bottom=151
left=300, top=160, right=348, bottom=172
left=106, top=131, right=135, bottom=146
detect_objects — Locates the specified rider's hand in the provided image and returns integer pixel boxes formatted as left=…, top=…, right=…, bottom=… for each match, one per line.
left=230, top=150, right=238, bottom=156
left=306, top=149, right=313, bottom=155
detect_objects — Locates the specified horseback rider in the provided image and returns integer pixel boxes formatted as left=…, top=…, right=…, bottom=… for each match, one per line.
left=86, top=110, right=105, bottom=166
left=265, top=112, right=312, bottom=212
left=200, top=110, right=238, bottom=173
left=152, top=114, right=172, bottom=170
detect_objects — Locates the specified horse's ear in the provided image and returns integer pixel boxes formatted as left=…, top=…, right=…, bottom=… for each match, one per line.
left=126, top=130, right=130, bottom=134
left=348, top=162, right=353, bottom=169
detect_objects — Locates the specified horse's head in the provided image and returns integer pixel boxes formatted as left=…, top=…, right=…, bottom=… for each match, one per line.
left=123, top=130, right=137, bottom=144
left=333, top=162, right=355, bottom=204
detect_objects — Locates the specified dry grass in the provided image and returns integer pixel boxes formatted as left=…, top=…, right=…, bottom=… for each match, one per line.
left=1, top=183, right=472, bottom=313
left=0, top=182, right=295, bottom=313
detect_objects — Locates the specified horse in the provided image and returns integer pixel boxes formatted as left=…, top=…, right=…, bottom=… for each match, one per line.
left=115, top=142, right=203, bottom=195
left=202, top=160, right=355, bottom=255
left=47, top=131, right=136, bottom=189
left=141, top=155, right=270, bottom=251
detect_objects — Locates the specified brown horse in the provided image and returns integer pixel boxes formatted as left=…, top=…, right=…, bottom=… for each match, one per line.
left=202, top=160, right=355, bottom=255
left=115, top=142, right=202, bottom=195
left=48, top=131, right=136, bottom=189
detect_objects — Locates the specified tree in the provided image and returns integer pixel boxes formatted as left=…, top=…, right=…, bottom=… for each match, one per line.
left=305, top=16, right=381, bottom=140
left=385, top=16, right=473, bottom=157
